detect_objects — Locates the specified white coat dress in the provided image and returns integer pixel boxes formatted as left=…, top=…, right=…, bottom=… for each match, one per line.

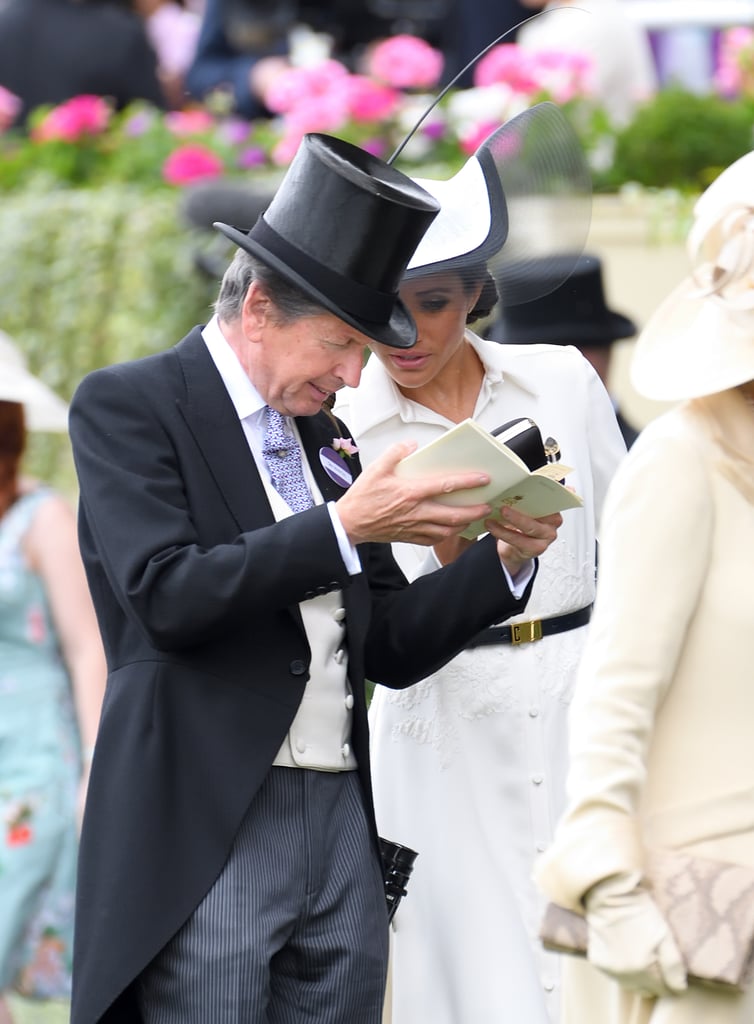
left=335, top=334, right=626, bottom=1023
left=534, top=388, right=754, bottom=1024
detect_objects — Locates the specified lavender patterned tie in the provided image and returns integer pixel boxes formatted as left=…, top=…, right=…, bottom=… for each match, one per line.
left=262, top=406, right=314, bottom=513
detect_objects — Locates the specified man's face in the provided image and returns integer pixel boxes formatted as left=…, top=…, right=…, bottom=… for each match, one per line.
left=241, top=282, right=370, bottom=417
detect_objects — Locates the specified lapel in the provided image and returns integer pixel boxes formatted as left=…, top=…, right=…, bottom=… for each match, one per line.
left=173, top=328, right=274, bottom=533
left=171, top=331, right=362, bottom=639
left=297, top=411, right=357, bottom=504
left=173, top=330, right=356, bottom=518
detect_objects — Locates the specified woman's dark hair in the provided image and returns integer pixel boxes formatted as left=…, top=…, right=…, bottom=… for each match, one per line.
left=467, top=269, right=499, bottom=325
left=0, top=400, right=26, bottom=499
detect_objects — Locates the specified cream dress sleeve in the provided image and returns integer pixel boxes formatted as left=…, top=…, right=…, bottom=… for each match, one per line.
left=534, top=412, right=713, bottom=910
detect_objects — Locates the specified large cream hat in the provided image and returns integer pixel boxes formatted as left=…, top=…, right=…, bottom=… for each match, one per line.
left=0, top=329, right=69, bottom=431
left=631, top=150, right=754, bottom=401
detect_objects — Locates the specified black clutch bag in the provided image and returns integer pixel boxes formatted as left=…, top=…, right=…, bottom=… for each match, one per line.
left=492, top=417, right=562, bottom=480
left=379, top=837, right=418, bottom=923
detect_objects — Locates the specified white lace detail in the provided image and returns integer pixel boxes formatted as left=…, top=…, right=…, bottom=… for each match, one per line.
left=382, top=532, right=595, bottom=766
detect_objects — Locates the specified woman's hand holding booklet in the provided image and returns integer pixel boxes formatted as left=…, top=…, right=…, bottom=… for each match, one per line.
left=395, top=416, right=583, bottom=540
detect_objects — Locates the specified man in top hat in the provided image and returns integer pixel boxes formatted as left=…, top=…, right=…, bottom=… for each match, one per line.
left=67, top=132, right=563, bottom=1024
left=489, top=252, right=641, bottom=447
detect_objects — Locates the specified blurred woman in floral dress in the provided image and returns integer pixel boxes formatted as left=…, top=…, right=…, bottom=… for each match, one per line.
left=0, top=331, right=105, bottom=1023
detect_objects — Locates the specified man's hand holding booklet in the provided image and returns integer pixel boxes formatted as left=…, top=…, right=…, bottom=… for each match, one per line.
left=395, top=417, right=583, bottom=540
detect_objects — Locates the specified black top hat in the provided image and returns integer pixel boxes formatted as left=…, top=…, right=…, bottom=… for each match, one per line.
left=214, top=134, right=440, bottom=349
left=493, top=253, right=637, bottom=347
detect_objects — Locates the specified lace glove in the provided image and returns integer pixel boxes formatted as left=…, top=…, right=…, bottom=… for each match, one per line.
left=584, top=871, right=688, bottom=998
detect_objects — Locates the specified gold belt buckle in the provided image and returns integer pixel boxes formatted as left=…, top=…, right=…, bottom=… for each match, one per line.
left=511, top=619, right=543, bottom=645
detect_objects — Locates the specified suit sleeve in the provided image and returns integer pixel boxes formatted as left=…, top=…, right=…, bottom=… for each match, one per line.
left=359, top=533, right=536, bottom=688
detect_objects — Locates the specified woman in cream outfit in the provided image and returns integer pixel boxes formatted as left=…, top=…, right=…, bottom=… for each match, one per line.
left=534, top=151, right=754, bottom=1023
left=335, top=105, right=626, bottom=1023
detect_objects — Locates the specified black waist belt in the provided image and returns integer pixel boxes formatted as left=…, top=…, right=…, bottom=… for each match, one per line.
left=466, top=604, right=593, bottom=648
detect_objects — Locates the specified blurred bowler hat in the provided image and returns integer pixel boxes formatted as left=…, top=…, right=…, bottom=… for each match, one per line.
left=213, top=133, right=440, bottom=349
left=492, top=253, right=637, bottom=346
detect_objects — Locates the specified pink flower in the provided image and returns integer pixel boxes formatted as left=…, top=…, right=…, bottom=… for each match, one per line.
left=344, top=75, right=400, bottom=122
left=368, top=35, right=444, bottom=90
left=165, top=108, right=215, bottom=136
left=237, top=146, right=267, bottom=169
left=332, top=437, right=359, bottom=458
left=264, top=60, right=350, bottom=114
left=162, top=144, right=224, bottom=185
left=529, top=49, right=594, bottom=102
left=219, top=118, right=251, bottom=146
left=714, top=27, right=754, bottom=96
left=473, top=44, right=540, bottom=93
left=459, top=120, right=500, bottom=156
left=271, top=131, right=306, bottom=167
left=26, top=606, right=46, bottom=645
left=123, top=108, right=157, bottom=137
left=360, top=137, right=388, bottom=159
left=0, top=85, right=21, bottom=132
left=33, top=95, right=111, bottom=142
left=7, top=824, right=32, bottom=847
left=421, top=119, right=446, bottom=142
left=282, top=92, right=351, bottom=135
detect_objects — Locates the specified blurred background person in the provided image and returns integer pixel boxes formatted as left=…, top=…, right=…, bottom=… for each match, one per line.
left=516, top=0, right=658, bottom=127
left=535, top=149, right=754, bottom=1024
left=335, top=105, right=626, bottom=1023
left=0, top=0, right=167, bottom=128
left=185, top=0, right=449, bottom=118
left=441, top=0, right=533, bottom=86
left=184, top=0, right=532, bottom=118
left=0, top=331, right=106, bottom=1024
left=489, top=253, right=641, bottom=447
left=134, top=0, right=202, bottom=109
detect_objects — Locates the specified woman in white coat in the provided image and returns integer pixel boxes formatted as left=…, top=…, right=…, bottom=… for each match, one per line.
left=534, top=151, right=754, bottom=1024
left=334, top=104, right=627, bottom=1024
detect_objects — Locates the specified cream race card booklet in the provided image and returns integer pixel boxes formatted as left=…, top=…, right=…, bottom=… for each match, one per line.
left=395, top=418, right=583, bottom=540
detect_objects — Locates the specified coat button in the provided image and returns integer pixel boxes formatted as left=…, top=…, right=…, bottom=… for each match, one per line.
left=342, top=743, right=351, bottom=758
left=290, top=660, right=307, bottom=676
left=334, top=648, right=345, bottom=665
left=344, top=694, right=354, bottom=710
left=333, top=607, right=346, bottom=622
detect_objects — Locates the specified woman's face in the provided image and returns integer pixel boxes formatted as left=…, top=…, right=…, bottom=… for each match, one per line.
left=368, top=271, right=480, bottom=390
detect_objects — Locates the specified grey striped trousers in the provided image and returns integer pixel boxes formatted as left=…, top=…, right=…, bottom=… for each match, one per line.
left=136, top=767, right=389, bottom=1023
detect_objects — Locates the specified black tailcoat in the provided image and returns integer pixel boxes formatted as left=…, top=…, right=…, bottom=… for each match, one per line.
left=68, top=327, right=534, bottom=1023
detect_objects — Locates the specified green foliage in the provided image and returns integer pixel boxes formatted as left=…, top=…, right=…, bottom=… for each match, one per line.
left=595, top=88, right=754, bottom=193
left=0, top=185, right=216, bottom=495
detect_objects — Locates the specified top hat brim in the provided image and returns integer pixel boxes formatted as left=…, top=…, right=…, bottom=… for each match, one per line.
left=215, top=220, right=418, bottom=349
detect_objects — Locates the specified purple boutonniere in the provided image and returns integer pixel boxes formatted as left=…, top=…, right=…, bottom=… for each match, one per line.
left=331, top=436, right=359, bottom=459
left=319, top=437, right=358, bottom=488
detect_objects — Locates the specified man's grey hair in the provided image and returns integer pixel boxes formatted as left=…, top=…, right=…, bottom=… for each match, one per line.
left=214, top=249, right=327, bottom=324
